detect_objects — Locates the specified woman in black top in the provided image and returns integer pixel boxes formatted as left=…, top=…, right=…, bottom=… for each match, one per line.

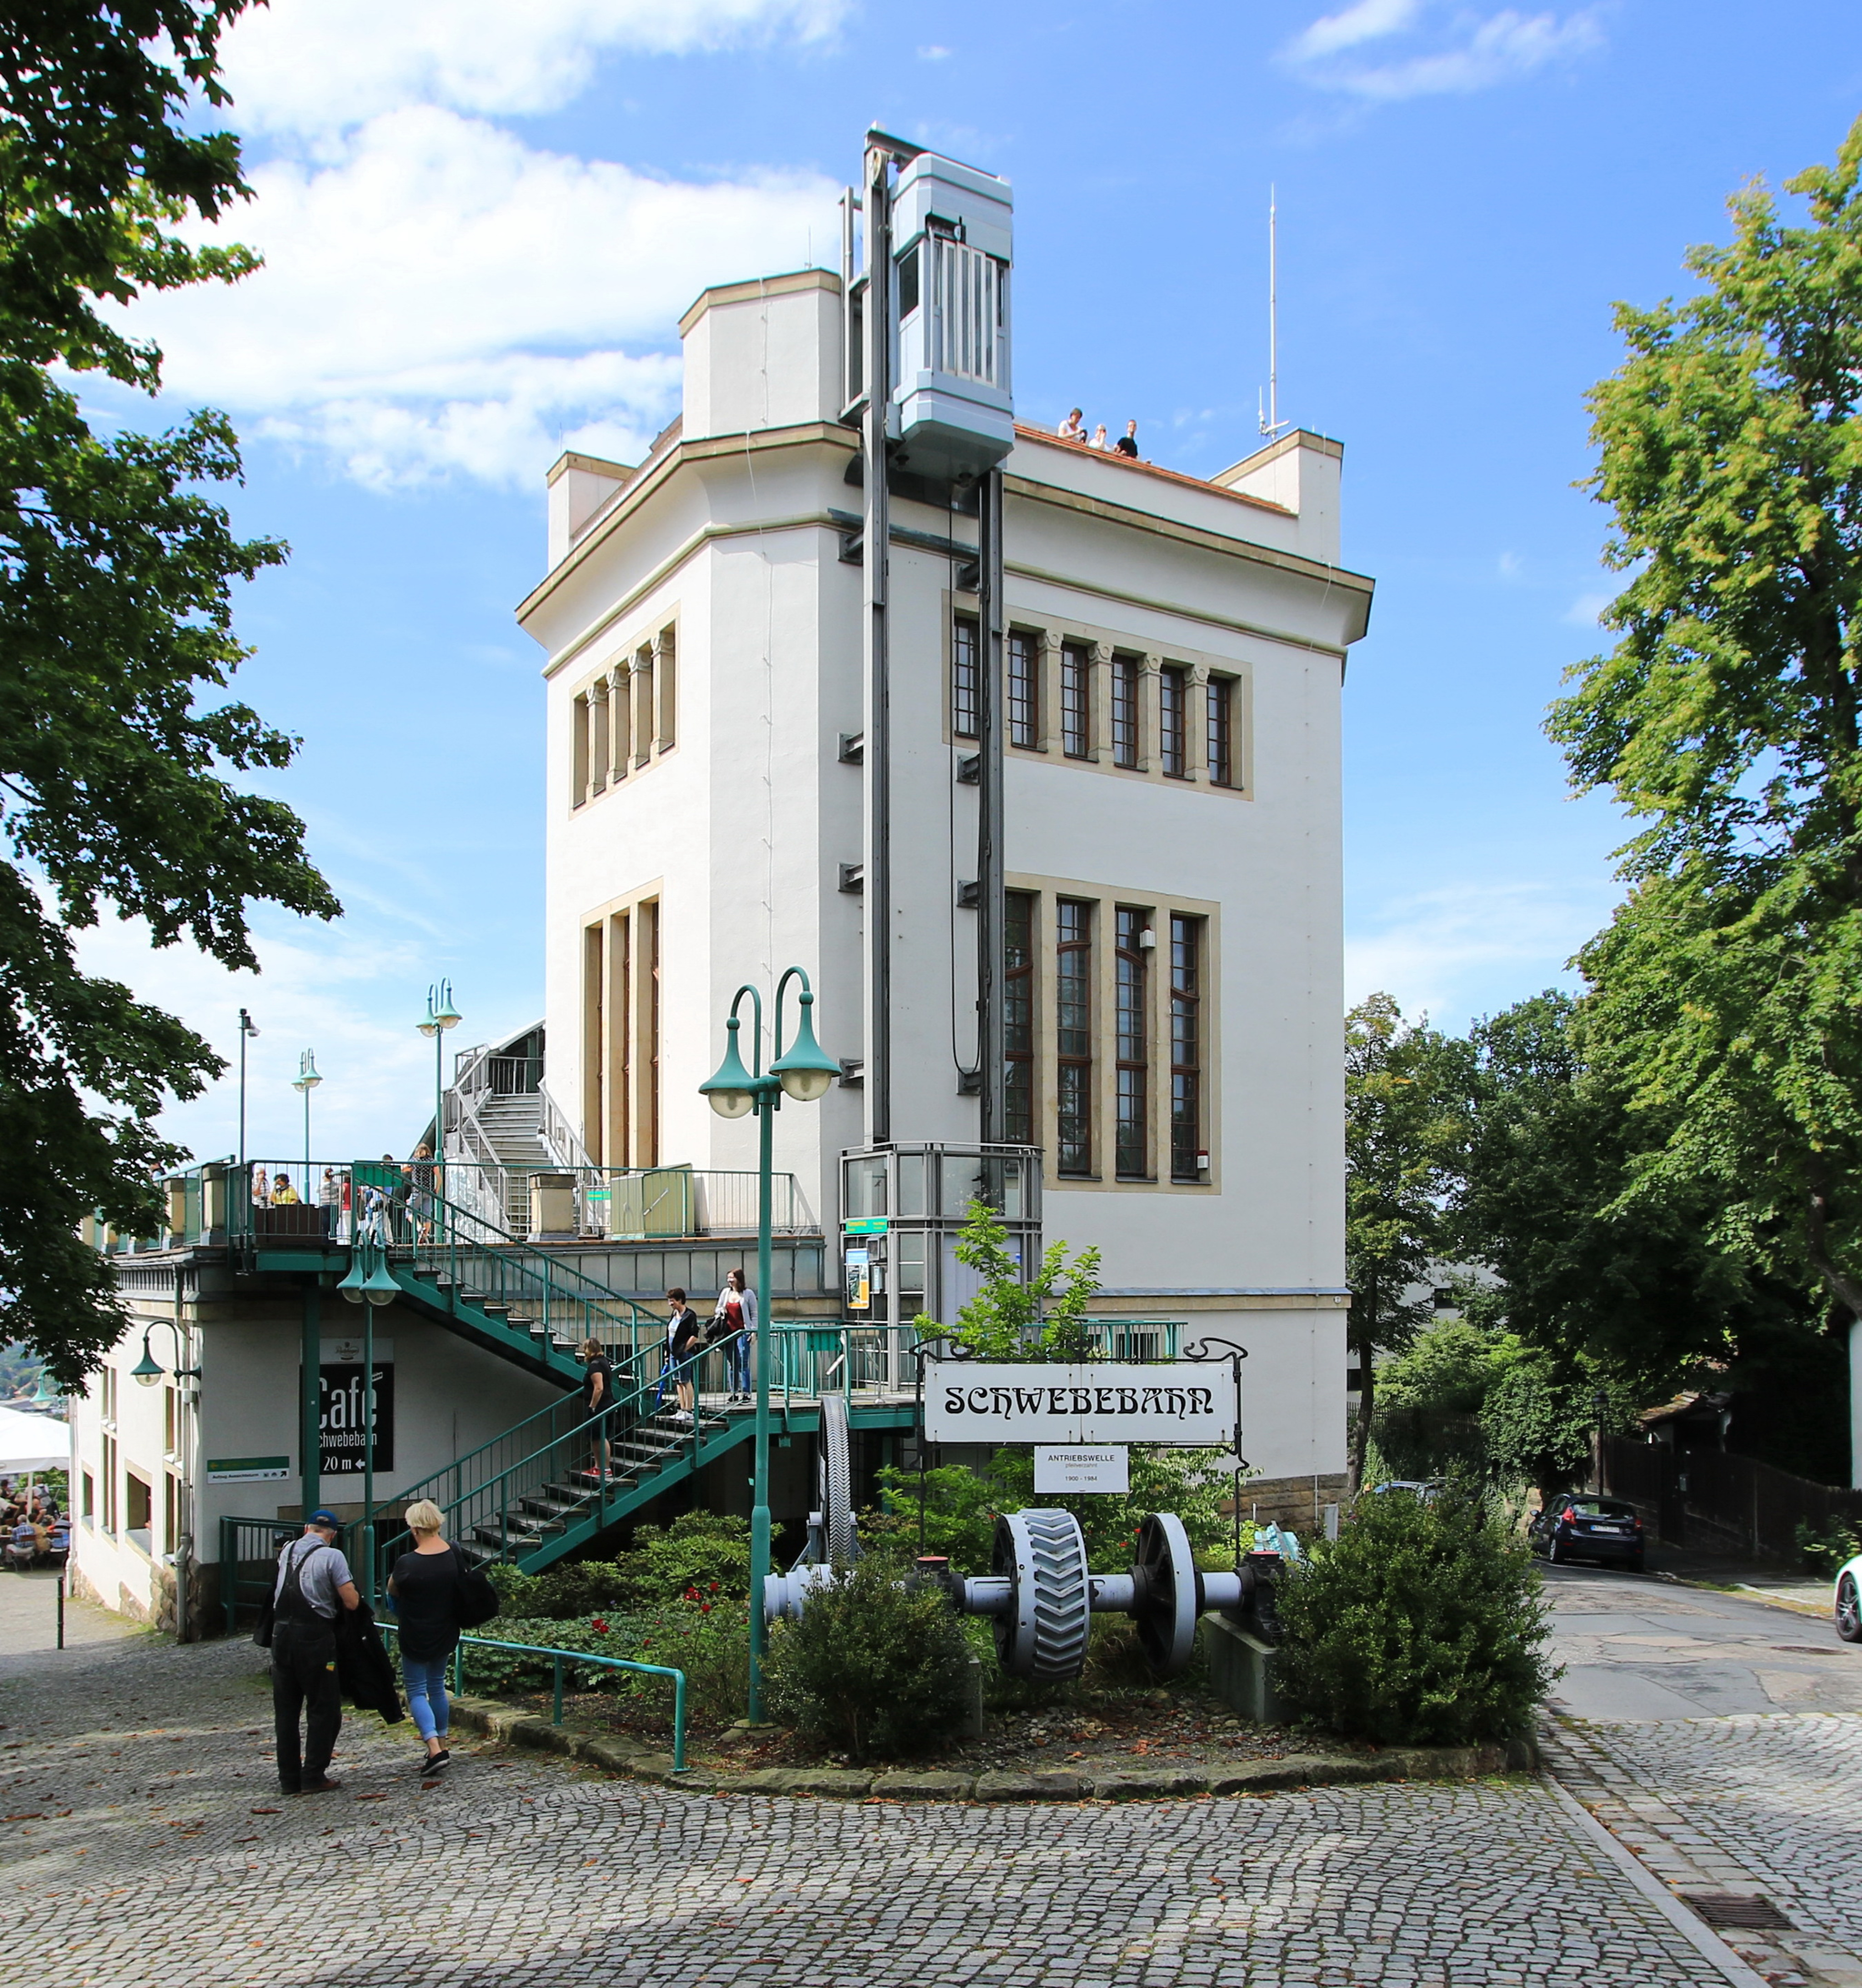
left=667, top=1287, right=703, bottom=1425
left=387, top=1498, right=461, bottom=1774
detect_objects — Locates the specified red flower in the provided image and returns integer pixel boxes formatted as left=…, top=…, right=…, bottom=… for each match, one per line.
left=708, top=1581, right=719, bottom=1593
left=683, top=1585, right=700, bottom=1601
left=700, top=1601, right=712, bottom=1614
left=591, top=1618, right=609, bottom=1635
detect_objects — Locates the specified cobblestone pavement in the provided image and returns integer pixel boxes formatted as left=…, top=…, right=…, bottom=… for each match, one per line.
left=1540, top=1569, right=1862, bottom=1986
left=0, top=1608, right=1732, bottom=1988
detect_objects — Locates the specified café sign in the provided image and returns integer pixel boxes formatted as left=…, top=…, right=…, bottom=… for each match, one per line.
left=923, top=1360, right=1237, bottom=1447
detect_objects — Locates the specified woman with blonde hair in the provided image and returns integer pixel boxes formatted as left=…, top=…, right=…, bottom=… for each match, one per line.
left=386, top=1498, right=460, bottom=1774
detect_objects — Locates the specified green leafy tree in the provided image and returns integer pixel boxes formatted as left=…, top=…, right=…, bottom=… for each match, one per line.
left=913, top=1198, right=1103, bottom=1362
left=0, top=4, right=338, bottom=1382
left=1477, top=1361, right=1640, bottom=1500
left=1547, top=115, right=1862, bottom=1346
left=1447, top=992, right=1811, bottom=1392
left=1344, top=994, right=1466, bottom=1492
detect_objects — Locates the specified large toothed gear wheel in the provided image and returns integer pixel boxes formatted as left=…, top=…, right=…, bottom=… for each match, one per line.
left=993, top=1508, right=1091, bottom=1681
left=1132, top=1511, right=1199, bottom=1677
left=818, top=1392, right=856, bottom=1565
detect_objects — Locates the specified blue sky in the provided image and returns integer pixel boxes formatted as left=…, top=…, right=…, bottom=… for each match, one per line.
left=85, top=0, right=1862, bottom=1165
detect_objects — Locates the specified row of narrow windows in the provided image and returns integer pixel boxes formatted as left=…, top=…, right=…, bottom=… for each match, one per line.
left=571, top=626, right=678, bottom=808
left=582, top=898, right=662, bottom=1170
left=1006, top=889, right=1208, bottom=1184
left=953, top=622, right=1238, bottom=788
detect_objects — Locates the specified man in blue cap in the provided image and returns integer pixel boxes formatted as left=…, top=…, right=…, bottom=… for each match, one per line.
left=272, top=1510, right=360, bottom=1794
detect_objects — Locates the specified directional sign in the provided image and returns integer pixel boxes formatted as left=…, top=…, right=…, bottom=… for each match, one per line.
left=843, top=1217, right=889, bottom=1236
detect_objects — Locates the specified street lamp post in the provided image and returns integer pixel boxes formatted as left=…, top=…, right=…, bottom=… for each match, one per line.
left=699, top=967, right=838, bottom=1725
left=235, top=1009, right=259, bottom=1174
left=417, top=979, right=461, bottom=1199
left=293, top=1049, right=322, bottom=1202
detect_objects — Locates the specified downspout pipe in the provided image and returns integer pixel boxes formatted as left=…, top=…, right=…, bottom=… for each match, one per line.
left=976, top=466, right=1007, bottom=1144
left=861, top=137, right=894, bottom=1147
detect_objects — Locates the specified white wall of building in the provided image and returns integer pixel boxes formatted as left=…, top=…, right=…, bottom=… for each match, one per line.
left=521, top=264, right=1368, bottom=1486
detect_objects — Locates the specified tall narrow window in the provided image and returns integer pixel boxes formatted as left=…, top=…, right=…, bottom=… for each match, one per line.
left=583, top=922, right=605, bottom=1164
left=1007, top=630, right=1038, bottom=749
left=1206, top=676, right=1234, bottom=788
left=1110, top=657, right=1138, bottom=768
left=1005, top=890, right=1036, bottom=1144
left=1170, top=914, right=1204, bottom=1180
left=952, top=617, right=980, bottom=739
left=1056, top=899, right=1093, bottom=1175
left=572, top=691, right=590, bottom=805
left=1115, top=909, right=1150, bottom=1178
left=1159, top=666, right=1187, bottom=778
left=633, top=645, right=655, bottom=768
left=1060, top=642, right=1090, bottom=758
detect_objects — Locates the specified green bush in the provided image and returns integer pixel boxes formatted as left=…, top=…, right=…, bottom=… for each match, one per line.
left=1795, top=1517, right=1862, bottom=1579
left=765, top=1559, right=974, bottom=1761
left=1273, top=1481, right=1556, bottom=1746
left=484, top=1511, right=754, bottom=1621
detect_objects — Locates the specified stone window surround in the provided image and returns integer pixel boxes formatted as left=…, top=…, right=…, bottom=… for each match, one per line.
left=1006, top=870, right=1221, bottom=1197
left=569, top=614, right=680, bottom=811
left=943, top=601, right=1253, bottom=799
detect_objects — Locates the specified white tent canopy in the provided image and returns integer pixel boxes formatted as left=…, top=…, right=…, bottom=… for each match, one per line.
left=0, top=1402, right=70, bottom=1473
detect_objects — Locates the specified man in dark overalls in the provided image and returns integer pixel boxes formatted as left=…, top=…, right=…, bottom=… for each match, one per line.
left=272, top=1509, right=360, bottom=1795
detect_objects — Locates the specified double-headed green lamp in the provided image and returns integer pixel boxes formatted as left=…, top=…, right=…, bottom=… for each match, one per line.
left=699, top=966, right=836, bottom=1724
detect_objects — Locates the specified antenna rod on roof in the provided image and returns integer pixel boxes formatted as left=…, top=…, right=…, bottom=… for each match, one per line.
left=1260, top=185, right=1290, bottom=442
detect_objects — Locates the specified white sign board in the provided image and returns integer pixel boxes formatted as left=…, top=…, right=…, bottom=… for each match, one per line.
left=1035, top=1445, right=1129, bottom=1493
left=923, top=1361, right=1237, bottom=1446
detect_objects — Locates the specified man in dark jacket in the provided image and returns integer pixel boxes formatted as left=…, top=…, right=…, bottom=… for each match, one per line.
left=271, top=1511, right=360, bottom=1795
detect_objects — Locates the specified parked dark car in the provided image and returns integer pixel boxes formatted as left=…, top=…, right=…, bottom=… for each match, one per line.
left=1529, top=1494, right=1645, bottom=1572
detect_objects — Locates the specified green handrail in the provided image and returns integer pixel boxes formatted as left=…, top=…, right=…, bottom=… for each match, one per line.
left=376, top=1619, right=687, bottom=1772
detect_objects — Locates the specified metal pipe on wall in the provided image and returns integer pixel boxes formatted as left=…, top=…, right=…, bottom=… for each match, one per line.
left=861, top=136, right=895, bottom=1146
left=976, top=466, right=1007, bottom=1143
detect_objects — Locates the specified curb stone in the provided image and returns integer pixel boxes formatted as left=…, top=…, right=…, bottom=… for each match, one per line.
left=446, top=1693, right=1540, bottom=1801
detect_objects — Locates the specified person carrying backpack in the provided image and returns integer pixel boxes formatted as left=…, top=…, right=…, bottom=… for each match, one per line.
left=385, top=1499, right=468, bottom=1776
left=270, top=1511, right=360, bottom=1795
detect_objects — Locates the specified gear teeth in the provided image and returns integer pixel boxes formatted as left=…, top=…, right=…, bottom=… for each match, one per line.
left=1020, top=1509, right=1090, bottom=1681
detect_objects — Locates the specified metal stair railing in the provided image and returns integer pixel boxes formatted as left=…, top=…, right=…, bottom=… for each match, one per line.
left=360, top=1323, right=913, bottom=1591
left=408, top=1178, right=662, bottom=1366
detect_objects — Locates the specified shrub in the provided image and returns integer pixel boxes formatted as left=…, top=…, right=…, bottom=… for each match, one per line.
left=1273, top=1481, right=1556, bottom=1746
left=482, top=1512, right=755, bottom=1621
left=765, top=1559, right=974, bottom=1760
left=1795, top=1517, right=1862, bottom=1579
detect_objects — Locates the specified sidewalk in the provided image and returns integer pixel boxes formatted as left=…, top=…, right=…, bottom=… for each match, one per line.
left=0, top=1566, right=135, bottom=1662
left=1647, top=1546, right=1834, bottom=1618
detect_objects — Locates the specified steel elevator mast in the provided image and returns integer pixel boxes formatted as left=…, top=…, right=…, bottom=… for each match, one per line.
left=842, top=128, right=1015, bottom=1150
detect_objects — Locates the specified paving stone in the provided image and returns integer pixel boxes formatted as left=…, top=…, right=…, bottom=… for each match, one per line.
left=971, top=1768, right=1090, bottom=1801
left=868, top=1771, right=975, bottom=1800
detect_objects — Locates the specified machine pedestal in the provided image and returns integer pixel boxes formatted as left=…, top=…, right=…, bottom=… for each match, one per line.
left=1205, top=1614, right=1288, bottom=1725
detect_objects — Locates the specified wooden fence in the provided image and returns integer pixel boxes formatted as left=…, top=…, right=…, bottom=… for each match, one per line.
left=1595, top=1435, right=1862, bottom=1561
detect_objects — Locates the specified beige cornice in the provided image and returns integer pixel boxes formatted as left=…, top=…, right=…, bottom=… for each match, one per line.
left=1004, top=474, right=1374, bottom=606
left=677, top=266, right=840, bottom=336
left=517, top=421, right=859, bottom=625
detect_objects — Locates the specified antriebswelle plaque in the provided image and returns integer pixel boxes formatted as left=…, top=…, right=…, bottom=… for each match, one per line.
left=1035, top=1445, right=1130, bottom=1493
left=923, top=1361, right=1236, bottom=1445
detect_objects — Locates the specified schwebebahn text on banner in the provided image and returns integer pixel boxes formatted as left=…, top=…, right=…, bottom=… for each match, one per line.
left=922, top=1360, right=1238, bottom=1446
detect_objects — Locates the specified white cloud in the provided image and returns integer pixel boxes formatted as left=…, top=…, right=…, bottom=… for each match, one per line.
left=118, top=108, right=839, bottom=487
left=220, top=0, right=850, bottom=136
left=1564, top=589, right=1613, bottom=627
left=1285, top=0, right=1421, bottom=63
left=72, top=909, right=458, bottom=1169
left=1346, top=879, right=1616, bottom=1029
left=1281, top=4, right=1603, bottom=101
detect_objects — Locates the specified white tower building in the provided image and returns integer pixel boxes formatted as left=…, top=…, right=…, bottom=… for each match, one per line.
left=519, top=136, right=1372, bottom=1512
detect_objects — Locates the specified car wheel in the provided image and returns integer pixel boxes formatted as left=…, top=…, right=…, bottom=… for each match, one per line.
left=1837, top=1572, right=1862, bottom=1644
left=1547, top=1532, right=1564, bottom=1565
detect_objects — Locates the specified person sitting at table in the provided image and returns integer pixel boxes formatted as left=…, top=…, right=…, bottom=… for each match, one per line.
left=5, top=1515, right=43, bottom=1571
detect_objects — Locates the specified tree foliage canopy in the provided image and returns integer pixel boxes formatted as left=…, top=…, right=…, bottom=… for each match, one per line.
left=1548, top=115, right=1862, bottom=1328
left=1343, top=993, right=1464, bottom=1487
left=1, top=3, right=338, bottom=1381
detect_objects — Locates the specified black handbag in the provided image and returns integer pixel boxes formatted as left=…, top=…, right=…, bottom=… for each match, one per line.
left=454, top=1555, right=501, bottom=1630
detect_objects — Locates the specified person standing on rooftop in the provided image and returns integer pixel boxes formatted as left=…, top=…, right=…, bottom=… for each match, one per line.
left=1088, top=424, right=1108, bottom=450
left=1115, top=420, right=1139, bottom=458
left=1057, top=407, right=1084, bottom=440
